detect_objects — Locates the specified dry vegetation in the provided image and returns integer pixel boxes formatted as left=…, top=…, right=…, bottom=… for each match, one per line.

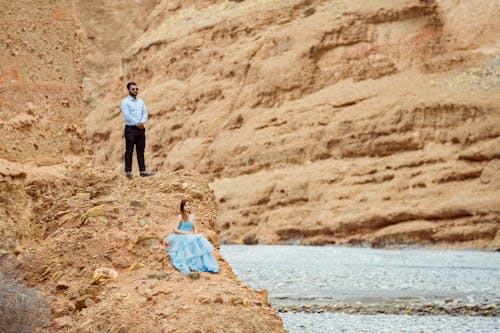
left=0, top=254, right=49, bottom=333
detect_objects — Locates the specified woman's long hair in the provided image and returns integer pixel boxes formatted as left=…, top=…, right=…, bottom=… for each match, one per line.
left=180, top=199, right=189, bottom=214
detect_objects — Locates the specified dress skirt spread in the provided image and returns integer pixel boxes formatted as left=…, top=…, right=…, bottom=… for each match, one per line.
left=166, top=221, right=219, bottom=274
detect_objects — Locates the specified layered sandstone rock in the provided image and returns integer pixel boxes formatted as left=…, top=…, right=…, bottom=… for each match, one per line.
left=81, top=0, right=499, bottom=249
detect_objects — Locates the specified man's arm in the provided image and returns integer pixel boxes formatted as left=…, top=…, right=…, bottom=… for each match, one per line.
left=140, top=100, right=148, bottom=124
left=136, top=100, right=148, bottom=129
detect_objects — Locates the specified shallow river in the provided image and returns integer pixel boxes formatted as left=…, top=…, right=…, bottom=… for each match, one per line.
left=220, top=245, right=499, bottom=333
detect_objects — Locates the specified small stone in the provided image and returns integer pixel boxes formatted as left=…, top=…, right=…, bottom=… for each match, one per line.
left=214, top=295, right=224, bottom=304
left=52, top=316, right=73, bottom=329
left=25, top=101, right=36, bottom=114
left=52, top=305, right=67, bottom=317
left=480, top=160, right=500, bottom=184
left=66, top=301, right=76, bottom=312
left=13, top=246, right=23, bottom=255
left=190, top=189, right=204, bottom=200
left=74, top=297, right=88, bottom=310
left=93, top=195, right=116, bottom=205
left=230, top=297, right=243, bottom=305
left=130, top=200, right=144, bottom=208
left=80, top=205, right=108, bottom=224
left=135, top=234, right=158, bottom=244
left=84, top=298, right=95, bottom=308
left=92, top=267, right=118, bottom=284
left=67, top=291, right=79, bottom=299
left=277, top=18, right=291, bottom=25
left=82, top=285, right=100, bottom=298
left=55, top=280, right=70, bottom=291
left=471, top=67, right=482, bottom=76
left=112, top=259, right=130, bottom=269
left=198, top=295, right=211, bottom=304
left=128, top=262, right=143, bottom=271
left=188, top=272, right=200, bottom=280
left=302, top=7, right=315, bottom=17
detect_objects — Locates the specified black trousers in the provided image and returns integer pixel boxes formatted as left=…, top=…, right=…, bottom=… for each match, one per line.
left=124, top=125, right=146, bottom=173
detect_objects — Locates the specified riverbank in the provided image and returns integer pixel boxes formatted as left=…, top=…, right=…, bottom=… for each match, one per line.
left=221, top=245, right=500, bottom=332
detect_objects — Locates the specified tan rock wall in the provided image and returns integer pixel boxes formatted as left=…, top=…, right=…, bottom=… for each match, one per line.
left=0, top=0, right=88, bottom=242
left=0, top=1, right=86, bottom=164
left=81, top=0, right=500, bottom=249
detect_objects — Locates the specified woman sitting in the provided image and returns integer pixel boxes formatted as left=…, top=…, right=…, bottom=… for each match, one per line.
left=164, top=199, right=219, bottom=274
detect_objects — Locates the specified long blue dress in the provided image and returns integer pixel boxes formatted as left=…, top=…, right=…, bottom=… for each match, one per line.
left=165, top=221, right=219, bottom=274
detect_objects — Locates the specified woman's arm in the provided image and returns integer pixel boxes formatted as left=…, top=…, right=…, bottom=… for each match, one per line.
left=174, top=228, right=189, bottom=234
left=192, top=214, right=198, bottom=234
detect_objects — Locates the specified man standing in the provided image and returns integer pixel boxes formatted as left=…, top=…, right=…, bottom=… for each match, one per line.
left=121, top=82, right=154, bottom=178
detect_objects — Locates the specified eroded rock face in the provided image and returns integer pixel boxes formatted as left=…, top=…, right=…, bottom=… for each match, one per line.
left=80, top=0, right=499, bottom=249
left=0, top=1, right=87, bottom=164
left=1, top=2, right=285, bottom=331
left=0, top=0, right=88, bottom=242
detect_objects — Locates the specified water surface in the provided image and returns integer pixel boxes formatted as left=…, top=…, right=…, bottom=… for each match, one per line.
left=221, top=245, right=500, bottom=333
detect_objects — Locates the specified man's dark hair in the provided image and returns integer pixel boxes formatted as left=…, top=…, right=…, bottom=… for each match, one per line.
left=126, top=82, right=137, bottom=90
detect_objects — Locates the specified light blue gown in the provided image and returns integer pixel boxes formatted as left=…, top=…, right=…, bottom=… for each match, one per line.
left=165, top=221, right=219, bottom=274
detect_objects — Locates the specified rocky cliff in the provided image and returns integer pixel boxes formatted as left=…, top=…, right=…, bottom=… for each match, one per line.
left=0, top=1, right=284, bottom=331
left=81, top=0, right=500, bottom=249
left=0, top=0, right=88, bottom=243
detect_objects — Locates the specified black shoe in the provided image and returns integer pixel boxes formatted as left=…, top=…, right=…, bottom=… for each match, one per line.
left=140, top=171, right=154, bottom=177
left=126, top=172, right=133, bottom=179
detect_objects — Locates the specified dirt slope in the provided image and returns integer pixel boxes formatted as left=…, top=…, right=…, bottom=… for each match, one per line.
left=81, top=0, right=500, bottom=248
left=19, top=170, right=283, bottom=332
